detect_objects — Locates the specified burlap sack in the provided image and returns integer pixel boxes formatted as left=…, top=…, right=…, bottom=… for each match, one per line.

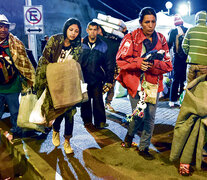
left=46, top=60, right=87, bottom=109
left=142, top=80, right=158, bottom=104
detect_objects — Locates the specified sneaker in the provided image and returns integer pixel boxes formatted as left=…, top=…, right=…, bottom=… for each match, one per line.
left=105, top=103, right=115, bottom=112
left=52, top=131, right=60, bottom=147
left=121, top=142, right=137, bottom=148
left=169, top=101, right=180, bottom=108
left=169, top=101, right=175, bottom=107
left=64, top=141, right=74, bottom=154
left=122, top=133, right=133, bottom=148
left=179, top=163, right=190, bottom=176
left=138, top=148, right=155, bottom=160
left=95, top=122, right=109, bottom=129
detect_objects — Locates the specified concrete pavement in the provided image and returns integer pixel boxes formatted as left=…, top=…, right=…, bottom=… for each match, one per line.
left=0, top=96, right=207, bottom=179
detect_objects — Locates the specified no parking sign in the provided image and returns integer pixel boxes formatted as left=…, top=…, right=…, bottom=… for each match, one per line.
left=24, top=5, right=44, bottom=34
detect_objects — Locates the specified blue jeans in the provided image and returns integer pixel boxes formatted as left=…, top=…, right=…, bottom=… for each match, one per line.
left=0, top=93, right=20, bottom=130
left=128, top=91, right=159, bottom=151
left=53, top=110, right=74, bottom=139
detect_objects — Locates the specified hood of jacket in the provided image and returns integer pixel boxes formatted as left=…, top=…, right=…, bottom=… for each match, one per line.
left=195, top=10, right=207, bottom=25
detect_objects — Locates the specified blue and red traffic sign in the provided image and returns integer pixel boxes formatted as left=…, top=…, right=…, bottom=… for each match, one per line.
left=25, top=7, right=42, bottom=25
left=24, top=5, right=44, bottom=34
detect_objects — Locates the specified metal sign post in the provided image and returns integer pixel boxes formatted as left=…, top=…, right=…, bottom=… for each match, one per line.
left=24, top=0, right=44, bottom=62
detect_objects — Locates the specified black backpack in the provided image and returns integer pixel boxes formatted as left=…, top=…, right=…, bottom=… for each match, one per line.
left=0, top=55, right=17, bottom=84
left=175, top=27, right=187, bottom=59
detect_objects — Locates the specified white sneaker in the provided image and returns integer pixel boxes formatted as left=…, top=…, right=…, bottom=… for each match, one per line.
left=169, top=101, right=181, bottom=107
left=52, top=131, right=60, bottom=147
left=169, top=101, right=175, bottom=107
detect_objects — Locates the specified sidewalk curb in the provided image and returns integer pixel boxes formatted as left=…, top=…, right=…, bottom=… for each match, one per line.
left=0, top=129, right=61, bottom=179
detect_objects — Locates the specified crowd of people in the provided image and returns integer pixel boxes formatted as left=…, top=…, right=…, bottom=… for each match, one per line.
left=0, top=7, right=207, bottom=177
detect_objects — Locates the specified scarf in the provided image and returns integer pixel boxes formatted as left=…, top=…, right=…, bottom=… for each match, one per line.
left=142, top=31, right=158, bottom=55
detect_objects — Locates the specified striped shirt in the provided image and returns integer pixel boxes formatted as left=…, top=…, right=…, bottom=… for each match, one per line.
left=182, top=11, right=207, bottom=65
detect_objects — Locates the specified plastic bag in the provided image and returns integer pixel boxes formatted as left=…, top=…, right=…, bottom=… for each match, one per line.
left=115, top=81, right=127, bottom=98
left=29, top=89, right=46, bottom=125
left=17, top=92, right=45, bottom=132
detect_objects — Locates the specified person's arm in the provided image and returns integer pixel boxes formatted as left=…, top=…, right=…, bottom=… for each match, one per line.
left=116, top=33, right=144, bottom=72
left=103, top=43, right=115, bottom=84
left=167, top=29, right=174, bottom=50
left=14, top=38, right=35, bottom=88
left=182, top=29, right=190, bottom=55
left=35, top=36, right=54, bottom=98
left=102, top=50, right=114, bottom=93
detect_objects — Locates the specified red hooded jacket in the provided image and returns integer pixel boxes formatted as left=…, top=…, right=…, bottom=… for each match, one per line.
left=116, top=28, right=173, bottom=98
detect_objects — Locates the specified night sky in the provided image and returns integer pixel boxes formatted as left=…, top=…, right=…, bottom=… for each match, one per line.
left=89, top=0, right=207, bottom=21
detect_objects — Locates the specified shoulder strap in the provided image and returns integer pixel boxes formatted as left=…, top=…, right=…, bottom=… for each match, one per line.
left=176, top=26, right=184, bottom=35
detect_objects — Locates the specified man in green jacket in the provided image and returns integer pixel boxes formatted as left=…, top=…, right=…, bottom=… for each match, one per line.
left=182, top=11, right=207, bottom=84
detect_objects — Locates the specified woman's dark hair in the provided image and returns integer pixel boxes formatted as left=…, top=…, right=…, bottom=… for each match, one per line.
left=63, top=18, right=82, bottom=47
left=139, top=7, right=157, bottom=23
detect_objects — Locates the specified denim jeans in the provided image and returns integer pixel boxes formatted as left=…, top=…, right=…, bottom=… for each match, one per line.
left=0, top=93, right=20, bottom=130
left=128, top=91, right=159, bottom=151
left=53, top=110, right=74, bottom=139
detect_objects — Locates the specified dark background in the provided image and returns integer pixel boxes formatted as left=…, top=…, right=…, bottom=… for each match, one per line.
left=89, top=0, right=207, bottom=21
left=1, top=0, right=206, bottom=58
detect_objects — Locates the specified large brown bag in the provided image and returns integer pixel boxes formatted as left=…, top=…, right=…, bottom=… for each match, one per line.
left=46, top=59, right=88, bottom=109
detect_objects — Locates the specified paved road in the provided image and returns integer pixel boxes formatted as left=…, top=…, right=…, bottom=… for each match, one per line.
left=0, top=96, right=207, bottom=179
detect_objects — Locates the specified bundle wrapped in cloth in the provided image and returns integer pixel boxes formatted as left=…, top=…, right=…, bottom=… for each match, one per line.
left=97, top=13, right=126, bottom=28
left=93, top=13, right=126, bottom=39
